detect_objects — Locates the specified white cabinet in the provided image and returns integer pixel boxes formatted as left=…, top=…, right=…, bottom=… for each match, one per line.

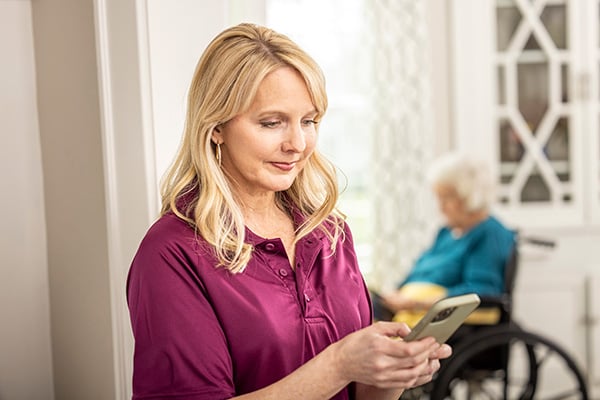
left=450, top=0, right=600, bottom=396
left=514, top=257, right=600, bottom=398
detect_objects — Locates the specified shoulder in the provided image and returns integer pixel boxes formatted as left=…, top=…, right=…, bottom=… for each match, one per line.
left=479, top=216, right=515, bottom=238
left=131, top=213, right=215, bottom=274
left=468, top=216, right=516, bottom=253
left=340, top=219, right=353, bottom=239
left=432, top=226, right=452, bottom=243
left=316, top=214, right=351, bottom=244
left=143, top=212, right=193, bottom=242
left=314, top=218, right=359, bottom=260
left=137, top=213, right=195, bottom=254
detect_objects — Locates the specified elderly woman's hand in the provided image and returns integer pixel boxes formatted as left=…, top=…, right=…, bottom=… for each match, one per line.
left=381, top=291, right=432, bottom=313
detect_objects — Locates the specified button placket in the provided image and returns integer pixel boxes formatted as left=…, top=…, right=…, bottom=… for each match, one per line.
left=299, top=235, right=322, bottom=278
left=295, top=235, right=325, bottom=319
left=259, top=240, right=294, bottom=282
left=256, top=238, right=308, bottom=315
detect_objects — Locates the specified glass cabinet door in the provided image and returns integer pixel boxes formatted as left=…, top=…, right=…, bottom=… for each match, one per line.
left=496, top=0, right=573, bottom=206
left=452, top=0, right=599, bottom=227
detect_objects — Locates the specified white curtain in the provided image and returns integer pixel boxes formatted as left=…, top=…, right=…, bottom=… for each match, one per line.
left=367, top=0, right=436, bottom=290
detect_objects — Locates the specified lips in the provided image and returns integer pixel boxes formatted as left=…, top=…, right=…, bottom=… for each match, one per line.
left=271, top=161, right=297, bottom=171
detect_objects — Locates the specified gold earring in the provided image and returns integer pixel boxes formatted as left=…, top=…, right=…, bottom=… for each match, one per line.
left=216, top=143, right=222, bottom=166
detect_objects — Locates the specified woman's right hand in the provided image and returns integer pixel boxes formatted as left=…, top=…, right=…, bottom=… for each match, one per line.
left=332, top=321, right=451, bottom=389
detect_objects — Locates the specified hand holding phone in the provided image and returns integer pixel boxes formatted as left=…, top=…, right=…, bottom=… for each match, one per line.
left=403, top=293, right=481, bottom=343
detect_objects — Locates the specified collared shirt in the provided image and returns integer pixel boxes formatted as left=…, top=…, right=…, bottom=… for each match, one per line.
left=127, top=212, right=372, bottom=399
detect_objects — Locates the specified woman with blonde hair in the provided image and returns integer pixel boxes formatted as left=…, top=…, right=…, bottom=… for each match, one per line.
left=127, top=23, right=450, bottom=400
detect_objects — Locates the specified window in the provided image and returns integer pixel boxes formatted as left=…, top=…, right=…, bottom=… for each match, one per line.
left=267, top=0, right=437, bottom=287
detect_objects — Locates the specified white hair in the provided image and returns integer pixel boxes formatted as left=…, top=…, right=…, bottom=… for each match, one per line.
left=426, top=152, right=495, bottom=212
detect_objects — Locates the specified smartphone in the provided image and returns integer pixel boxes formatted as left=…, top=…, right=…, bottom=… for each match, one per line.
left=403, top=293, right=481, bottom=343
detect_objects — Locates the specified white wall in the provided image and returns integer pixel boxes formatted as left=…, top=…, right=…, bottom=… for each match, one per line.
left=30, top=0, right=117, bottom=397
left=0, top=1, right=54, bottom=398
left=146, top=0, right=227, bottom=194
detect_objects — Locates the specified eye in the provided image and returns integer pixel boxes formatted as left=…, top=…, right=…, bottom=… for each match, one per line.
left=260, top=120, right=281, bottom=128
left=302, top=119, right=318, bottom=127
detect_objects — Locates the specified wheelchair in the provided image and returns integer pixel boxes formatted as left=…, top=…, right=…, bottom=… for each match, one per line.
left=397, top=236, right=590, bottom=400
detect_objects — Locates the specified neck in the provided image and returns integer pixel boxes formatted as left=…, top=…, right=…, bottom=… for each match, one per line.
left=453, top=210, right=489, bottom=236
left=234, top=188, right=277, bottom=215
left=235, top=192, right=292, bottom=237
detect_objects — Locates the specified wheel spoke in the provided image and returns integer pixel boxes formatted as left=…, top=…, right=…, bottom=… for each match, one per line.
left=533, top=343, right=554, bottom=369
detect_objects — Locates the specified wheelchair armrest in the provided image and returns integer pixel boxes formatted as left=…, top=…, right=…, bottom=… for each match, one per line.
left=476, top=294, right=513, bottom=323
left=478, top=294, right=512, bottom=311
left=463, top=294, right=512, bottom=326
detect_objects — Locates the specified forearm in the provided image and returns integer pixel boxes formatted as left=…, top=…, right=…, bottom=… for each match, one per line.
left=446, top=272, right=500, bottom=297
left=231, top=322, right=450, bottom=400
left=233, top=342, right=349, bottom=400
left=355, top=383, right=404, bottom=400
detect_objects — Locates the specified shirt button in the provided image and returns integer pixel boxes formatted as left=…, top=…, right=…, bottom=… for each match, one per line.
left=278, top=268, right=288, bottom=277
left=265, top=243, right=276, bottom=251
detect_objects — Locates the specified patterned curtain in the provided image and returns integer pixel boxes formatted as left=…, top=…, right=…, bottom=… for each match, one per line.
left=366, top=0, right=436, bottom=290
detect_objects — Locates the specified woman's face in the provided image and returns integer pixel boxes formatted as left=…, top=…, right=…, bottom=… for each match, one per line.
left=433, top=183, right=467, bottom=228
left=213, top=67, right=318, bottom=198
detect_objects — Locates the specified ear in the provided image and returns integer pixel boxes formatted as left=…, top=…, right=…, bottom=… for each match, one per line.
left=211, top=125, right=223, bottom=144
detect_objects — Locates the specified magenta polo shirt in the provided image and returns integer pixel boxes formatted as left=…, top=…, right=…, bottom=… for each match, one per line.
left=127, top=212, right=372, bottom=400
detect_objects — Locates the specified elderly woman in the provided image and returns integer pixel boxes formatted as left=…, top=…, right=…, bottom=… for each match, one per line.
left=127, top=23, right=450, bottom=400
left=377, top=152, right=516, bottom=322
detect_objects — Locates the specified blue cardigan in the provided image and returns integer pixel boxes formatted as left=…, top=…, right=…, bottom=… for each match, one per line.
left=401, top=216, right=516, bottom=297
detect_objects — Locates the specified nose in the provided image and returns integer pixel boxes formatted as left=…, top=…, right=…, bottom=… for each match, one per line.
left=436, top=197, right=449, bottom=214
left=440, top=200, right=453, bottom=214
left=282, top=122, right=306, bottom=152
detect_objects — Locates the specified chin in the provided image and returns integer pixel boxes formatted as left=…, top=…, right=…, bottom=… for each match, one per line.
left=266, top=176, right=298, bottom=192
left=271, top=183, right=295, bottom=192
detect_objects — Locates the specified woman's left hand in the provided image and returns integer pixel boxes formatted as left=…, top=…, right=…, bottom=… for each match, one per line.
left=411, top=341, right=452, bottom=386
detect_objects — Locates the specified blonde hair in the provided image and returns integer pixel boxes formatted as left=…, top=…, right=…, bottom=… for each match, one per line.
left=426, top=152, right=495, bottom=212
left=160, top=23, right=344, bottom=273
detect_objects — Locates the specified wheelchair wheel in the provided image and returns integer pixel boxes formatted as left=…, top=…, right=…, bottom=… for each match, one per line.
left=430, top=324, right=588, bottom=400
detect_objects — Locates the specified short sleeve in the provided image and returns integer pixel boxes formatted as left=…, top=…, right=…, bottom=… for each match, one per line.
left=127, top=218, right=235, bottom=400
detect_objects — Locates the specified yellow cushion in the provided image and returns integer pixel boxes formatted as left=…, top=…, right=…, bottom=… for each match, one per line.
left=396, top=282, right=448, bottom=301
left=464, top=307, right=501, bottom=325
left=391, top=283, right=447, bottom=327
left=390, top=282, right=502, bottom=327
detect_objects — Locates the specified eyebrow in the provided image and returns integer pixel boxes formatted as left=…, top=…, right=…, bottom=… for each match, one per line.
left=255, top=108, right=318, bottom=119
